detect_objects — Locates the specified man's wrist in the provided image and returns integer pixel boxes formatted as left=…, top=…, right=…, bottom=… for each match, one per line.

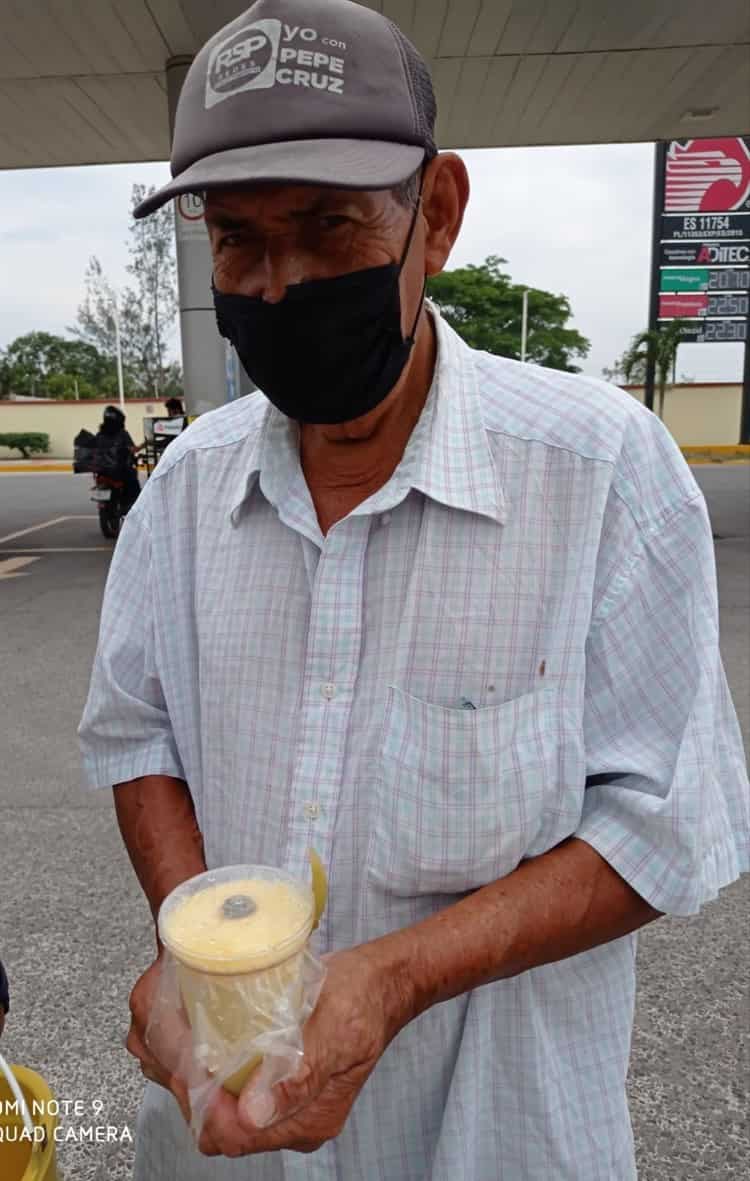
left=357, top=927, right=426, bottom=1039
left=356, top=840, right=660, bottom=1034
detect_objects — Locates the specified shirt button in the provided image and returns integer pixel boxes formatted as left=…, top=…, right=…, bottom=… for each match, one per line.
left=303, top=802, right=320, bottom=820
left=380, top=513, right=392, bottom=526
left=321, top=682, right=336, bottom=700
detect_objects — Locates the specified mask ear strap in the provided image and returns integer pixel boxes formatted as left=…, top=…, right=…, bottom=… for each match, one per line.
left=398, top=166, right=426, bottom=271
left=400, top=165, right=428, bottom=344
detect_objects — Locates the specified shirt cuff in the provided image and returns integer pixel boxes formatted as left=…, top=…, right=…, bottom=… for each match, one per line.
left=80, top=736, right=186, bottom=792
left=575, top=788, right=746, bottom=917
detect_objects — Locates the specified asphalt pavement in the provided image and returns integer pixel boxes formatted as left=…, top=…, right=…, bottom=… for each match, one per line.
left=0, top=466, right=748, bottom=1180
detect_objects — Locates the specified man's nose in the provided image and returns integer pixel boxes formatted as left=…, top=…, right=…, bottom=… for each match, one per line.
left=257, top=240, right=305, bottom=303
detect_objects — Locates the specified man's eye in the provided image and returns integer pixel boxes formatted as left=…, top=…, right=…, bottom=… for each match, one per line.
left=218, top=234, right=243, bottom=249
left=319, top=215, right=350, bottom=230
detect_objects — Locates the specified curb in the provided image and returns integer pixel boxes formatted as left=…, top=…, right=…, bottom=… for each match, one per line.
left=0, top=461, right=73, bottom=473
left=681, top=445, right=750, bottom=465
left=2, top=446, right=749, bottom=475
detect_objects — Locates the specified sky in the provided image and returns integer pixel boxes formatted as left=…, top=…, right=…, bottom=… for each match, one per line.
left=1, top=142, right=745, bottom=384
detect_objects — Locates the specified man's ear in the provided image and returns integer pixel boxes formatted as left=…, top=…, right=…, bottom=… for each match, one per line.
left=421, top=153, right=470, bottom=278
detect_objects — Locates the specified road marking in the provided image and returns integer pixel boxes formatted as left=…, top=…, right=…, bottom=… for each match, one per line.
left=0, top=515, right=97, bottom=544
left=0, top=516, right=71, bottom=544
left=0, top=556, right=40, bottom=580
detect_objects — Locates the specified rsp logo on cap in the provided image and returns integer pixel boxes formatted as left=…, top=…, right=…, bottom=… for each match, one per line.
left=206, top=19, right=281, bottom=108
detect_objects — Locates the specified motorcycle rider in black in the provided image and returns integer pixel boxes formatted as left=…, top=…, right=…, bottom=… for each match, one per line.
left=94, top=406, right=141, bottom=511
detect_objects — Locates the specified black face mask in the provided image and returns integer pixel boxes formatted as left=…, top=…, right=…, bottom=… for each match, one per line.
left=212, top=183, right=425, bottom=425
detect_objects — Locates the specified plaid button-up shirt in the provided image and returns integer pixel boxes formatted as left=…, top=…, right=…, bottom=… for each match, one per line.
left=80, top=304, right=749, bottom=1181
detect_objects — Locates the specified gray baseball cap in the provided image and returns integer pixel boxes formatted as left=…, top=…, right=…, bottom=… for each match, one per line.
left=134, top=0, right=438, bottom=218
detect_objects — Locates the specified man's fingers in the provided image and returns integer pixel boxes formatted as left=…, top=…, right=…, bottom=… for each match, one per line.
left=127, top=1025, right=169, bottom=1089
left=238, top=1058, right=314, bottom=1129
left=126, top=1025, right=161, bottom=1076
left=141, top=964, right=192, bottom=1076
left=199, top=1089, right=258, bottom=1157
left=199, top=1087, right=306, bottom=1157
left=127, top=1022, right=192, bottom=1124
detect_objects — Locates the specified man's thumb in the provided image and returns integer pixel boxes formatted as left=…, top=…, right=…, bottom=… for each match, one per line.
left=239, top=1059, right=314, bottom=1129
left=240, top=1088, right=277, bottom=1128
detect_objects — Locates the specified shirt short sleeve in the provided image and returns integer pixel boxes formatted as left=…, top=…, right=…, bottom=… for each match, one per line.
left=78, top=501, right=185, bottom=790
left=576, top=491, right=749, bottom=916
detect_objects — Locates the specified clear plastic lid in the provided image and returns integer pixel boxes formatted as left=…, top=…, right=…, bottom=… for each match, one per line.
left=158, top=864, right=314, bottom=975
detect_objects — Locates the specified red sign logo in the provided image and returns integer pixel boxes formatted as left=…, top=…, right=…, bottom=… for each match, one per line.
left=665, top=138, right=750, bottom=213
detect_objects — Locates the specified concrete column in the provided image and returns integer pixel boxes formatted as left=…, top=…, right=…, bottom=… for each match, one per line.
left=166, top=57, right=255, bottom=415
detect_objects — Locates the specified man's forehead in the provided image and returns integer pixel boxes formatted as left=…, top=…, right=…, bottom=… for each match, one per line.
left=202, top=183, right=386, bottom=218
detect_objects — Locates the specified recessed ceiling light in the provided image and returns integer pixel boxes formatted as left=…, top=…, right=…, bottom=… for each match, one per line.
left=681, top=106, right=720, bottom=121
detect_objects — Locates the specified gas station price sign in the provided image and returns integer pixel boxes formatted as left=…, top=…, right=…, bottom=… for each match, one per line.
left=654, top=137, right=750, bottom=343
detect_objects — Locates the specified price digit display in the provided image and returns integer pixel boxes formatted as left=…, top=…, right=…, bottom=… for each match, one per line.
left=702, top=321, right=747, bottom=343
left=707, top=269, right=750, bottom=292
left=707, top=293, right=749, bottom=316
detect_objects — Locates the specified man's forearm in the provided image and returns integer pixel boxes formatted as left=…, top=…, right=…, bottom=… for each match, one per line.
left=113, top=774, right=207, bottom=948
left=372, top=837, right=661, bottom=1025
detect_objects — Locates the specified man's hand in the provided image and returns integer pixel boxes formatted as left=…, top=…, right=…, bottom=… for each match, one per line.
left=126, top=953, right=192, bottom=1125
left=195, top=943, right=413, bottom=1158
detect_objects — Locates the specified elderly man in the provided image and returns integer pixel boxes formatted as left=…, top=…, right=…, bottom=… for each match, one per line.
left=79, top=1, right=750, bottom=1178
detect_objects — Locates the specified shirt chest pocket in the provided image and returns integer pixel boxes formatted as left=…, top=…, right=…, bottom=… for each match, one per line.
left=367, top=683, right=571, bottom=896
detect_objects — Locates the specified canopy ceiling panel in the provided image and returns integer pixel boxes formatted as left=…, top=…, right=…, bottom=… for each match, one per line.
left=0, top=0, right=747, bottom=169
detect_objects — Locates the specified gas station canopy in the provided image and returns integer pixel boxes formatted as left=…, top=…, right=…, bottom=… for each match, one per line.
left=1, top=0, right=748, bottom=170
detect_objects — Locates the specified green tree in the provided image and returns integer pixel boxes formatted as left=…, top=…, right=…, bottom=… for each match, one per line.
left=72, top=184, right=180, bottom=397
left=127, top=183, right=178, bottom=392
left=426, top=255, right=590, bottom=372
left=618, top=320, right=689, bottom=420
left=73, top=257, right=141, bottom=395
left=44, top=373, right=97, bottom=400
left=0, top=331, right=113, bottom=399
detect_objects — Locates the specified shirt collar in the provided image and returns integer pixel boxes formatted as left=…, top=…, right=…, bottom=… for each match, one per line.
left=229, top=301, right=506, bottom=528
left=391, top=302, right=506, bottom=526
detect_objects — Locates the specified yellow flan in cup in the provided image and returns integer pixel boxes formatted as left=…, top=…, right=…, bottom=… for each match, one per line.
left=158, top=863, right=322, bottom=1096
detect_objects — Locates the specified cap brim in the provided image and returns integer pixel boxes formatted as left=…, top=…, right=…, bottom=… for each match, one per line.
left=134, top=139, right=426, bottom=217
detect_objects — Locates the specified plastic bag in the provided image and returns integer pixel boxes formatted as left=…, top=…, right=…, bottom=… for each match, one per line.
left=145, top=941, right=326, bottom=1144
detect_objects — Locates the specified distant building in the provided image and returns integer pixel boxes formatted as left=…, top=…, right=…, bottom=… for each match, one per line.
left=621, top=382, right=743, bottom=446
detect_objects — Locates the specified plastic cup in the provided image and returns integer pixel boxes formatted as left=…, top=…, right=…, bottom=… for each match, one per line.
left=158, top=864, right=315, bottom=1096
